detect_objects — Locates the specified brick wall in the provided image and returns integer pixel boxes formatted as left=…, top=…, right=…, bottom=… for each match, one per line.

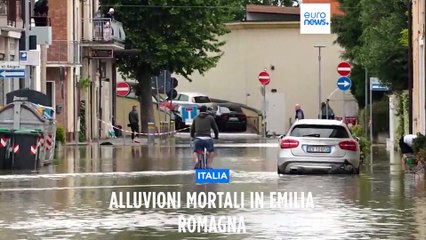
left=48, top=0, right=68, bottom=62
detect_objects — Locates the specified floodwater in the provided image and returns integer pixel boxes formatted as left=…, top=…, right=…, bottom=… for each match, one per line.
left=0, top=138, right=425, bottom=240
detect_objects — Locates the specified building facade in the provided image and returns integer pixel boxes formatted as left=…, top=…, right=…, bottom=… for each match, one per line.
left=0, top=0, right=24, bottom=105
left=412, top=0, right=425, bottom=135
left=46, top=0, right=125, bottom=141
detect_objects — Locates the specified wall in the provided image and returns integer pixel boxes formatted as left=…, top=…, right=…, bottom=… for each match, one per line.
left=176, top=22, right=357, bottom=132
left=115, top=96, right=172, bottom=136
left=412, top=0, right=425, bottom=134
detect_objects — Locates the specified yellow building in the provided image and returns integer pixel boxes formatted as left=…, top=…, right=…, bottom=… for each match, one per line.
left=177, top=6, right=358, bottom=134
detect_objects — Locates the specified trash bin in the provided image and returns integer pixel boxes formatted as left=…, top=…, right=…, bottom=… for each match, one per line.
left=114, top=125, right=122, bottom=137
left=0, top=128, right=13, bottom=170
left=10, top=130, right=42, bottom=171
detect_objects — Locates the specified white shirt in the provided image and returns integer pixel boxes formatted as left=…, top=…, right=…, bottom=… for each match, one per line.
left=403, top=134, right=417, bottom=147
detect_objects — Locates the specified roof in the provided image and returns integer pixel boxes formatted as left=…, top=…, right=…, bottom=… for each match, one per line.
left=178, top=92, right=209, bottom=97
left=293, top=119, right=345, bottom=126
left=246, top=4, right=300, bottom=15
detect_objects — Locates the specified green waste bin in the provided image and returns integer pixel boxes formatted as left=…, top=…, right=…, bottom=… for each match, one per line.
left=10, top=130, right=42, bottom=171
left=0, top=128, right=13, bottom=170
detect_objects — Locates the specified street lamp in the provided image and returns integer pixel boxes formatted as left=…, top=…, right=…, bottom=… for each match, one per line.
left=314, top=45, right=326, bottom=118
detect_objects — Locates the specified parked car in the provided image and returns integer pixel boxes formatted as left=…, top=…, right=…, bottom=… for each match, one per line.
left=172, top=92, right=214, bottom=107
left=277, top=119, right=361, bottom=175
left=210, top=103, right=247, bottom=132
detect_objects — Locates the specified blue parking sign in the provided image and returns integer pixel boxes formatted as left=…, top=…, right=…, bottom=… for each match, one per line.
left=182, top=105, right=198, bottom=125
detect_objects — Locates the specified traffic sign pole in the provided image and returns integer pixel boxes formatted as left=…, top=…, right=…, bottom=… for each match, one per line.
left=258, top=70, right=270, bottom=137
left=116, top=82, right=131, bottom=144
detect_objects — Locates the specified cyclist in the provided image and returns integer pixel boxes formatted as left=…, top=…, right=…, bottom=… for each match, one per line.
left=190, top=105, right=219, bottom=169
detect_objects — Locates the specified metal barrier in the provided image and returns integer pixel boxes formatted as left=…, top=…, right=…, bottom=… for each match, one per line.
left=81, top=18, right=126, bottom=43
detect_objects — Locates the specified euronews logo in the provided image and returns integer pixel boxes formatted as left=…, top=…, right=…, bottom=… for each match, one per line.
left=300, top=3, right=331, bottom=34
left=303, top=12, right=329, bottom=26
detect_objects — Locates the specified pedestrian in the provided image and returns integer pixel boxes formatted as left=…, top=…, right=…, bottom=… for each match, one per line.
left=106, top=8, right=115, bottom=20
left=320, top=100, right=335, bottom=119
left=128, top=106, right=140, bottom=143
left=399, top=134, right=417, bottom=171
left=295, top=104, right=304, bottom=120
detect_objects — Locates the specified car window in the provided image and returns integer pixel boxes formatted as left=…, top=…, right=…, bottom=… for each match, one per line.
left=226, top=106, right=243, bottom=113
left=289, top=124, right=349, bottom=138
left=179, top=94, right=189, bottom=101
left=219, top=106, right=231, bottom=114
left=194, top=96, right=211, bottom=103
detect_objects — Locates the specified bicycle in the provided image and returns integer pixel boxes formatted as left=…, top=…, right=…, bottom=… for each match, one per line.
left=191, top=137, right=214, bottom=169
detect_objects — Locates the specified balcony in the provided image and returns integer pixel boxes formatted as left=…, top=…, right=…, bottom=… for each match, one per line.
left=81, top=18, right=126, bottom=50
left=47, top=40, right=81, bottom=66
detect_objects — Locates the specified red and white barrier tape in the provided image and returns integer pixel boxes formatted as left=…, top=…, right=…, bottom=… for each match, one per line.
left=98, top=119, right=190, bottom=136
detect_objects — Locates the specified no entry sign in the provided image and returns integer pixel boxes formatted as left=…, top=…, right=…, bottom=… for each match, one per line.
left=116, top=82, right=131, bottom=97
left=337, top=61, right=351, bottom=76
left=258, top=71, right=270, bottom=85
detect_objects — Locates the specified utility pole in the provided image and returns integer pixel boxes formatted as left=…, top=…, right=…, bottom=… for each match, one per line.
left=314, top=45, right=325, bottom=118
left=24, top=0, right=31, bottom=89
left=364, top=68, right=368, bottom=137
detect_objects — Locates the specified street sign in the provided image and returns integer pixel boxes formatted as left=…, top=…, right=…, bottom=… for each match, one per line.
left=258, top=71, right=270, bottom=85
left=20, top=51, right=27, bottom=62
left=337, top=76, right=352, bottom=91
left=19, top=50, right=40, bottom=66
left=116, top=82, right=131, bottom=97
left=0, top=69, right=25, bottom=78
left=370, top=77, right=390, bottom=91
left=90, top=49, right=114, bottom=58
left=182, top=105, right=198, bottom=125
left=337, top=61, right=351, bottom=76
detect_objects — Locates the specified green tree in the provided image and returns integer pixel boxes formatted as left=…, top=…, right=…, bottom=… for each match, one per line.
left=332, top=0, right=408, bottom=107
left=102, top=1, right=238, bottom=132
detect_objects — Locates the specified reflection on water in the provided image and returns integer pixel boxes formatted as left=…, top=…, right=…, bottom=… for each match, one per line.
left=0, top=142, right=425, bottom=239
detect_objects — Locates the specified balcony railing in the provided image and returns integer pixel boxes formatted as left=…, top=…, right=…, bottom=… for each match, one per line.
left=81, top=18, right=126, bottom=44
left=47, top=40, right=81, bottom=64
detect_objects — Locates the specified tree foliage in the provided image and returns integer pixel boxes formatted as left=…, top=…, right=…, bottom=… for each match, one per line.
left=101, top=0, right=239, bottom=131
left=332, top=0, right=408, bottom=107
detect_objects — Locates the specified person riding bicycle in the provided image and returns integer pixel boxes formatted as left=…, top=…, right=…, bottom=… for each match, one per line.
left=190, top=105, right=219, bottom=169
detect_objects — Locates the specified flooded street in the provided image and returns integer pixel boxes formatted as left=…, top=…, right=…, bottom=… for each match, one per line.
left=0, top=137, right=425, bottom=239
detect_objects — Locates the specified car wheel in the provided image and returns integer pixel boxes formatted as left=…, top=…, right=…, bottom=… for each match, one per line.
left=241, top=125, right=247, bottom=132
left=277, top=166, right=284, bottom=175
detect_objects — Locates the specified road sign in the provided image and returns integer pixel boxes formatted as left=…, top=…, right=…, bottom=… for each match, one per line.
left=20, top=51, right=28, bottom=62
left=116, top=82, right=131, bottom=97
left=0, top=69, right=25, bottom=78
left=370, top=77, right=390, bottom=91
left=182, top=105, right=198, bottom=125
left=337, top=76, right=352, bottom=91
left=258, top=71, right=270, bottom=85
left=19, top=50, right=40, bottom=66
left=337, top=61, right=351, bottom=76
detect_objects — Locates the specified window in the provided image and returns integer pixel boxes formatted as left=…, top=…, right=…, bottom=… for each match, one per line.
left=46, top=81, right=55, bottom=107
left=178, top=94, right=189, bottom=101
left=0, top=0, right=6, bottom=16
left=290, top=124, right=349, bottom=138
left=227, top=105, right=243, bottom=113
left=219, top=106, right=231, bottom=114
left=193, top=96, right=211, bottom=103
